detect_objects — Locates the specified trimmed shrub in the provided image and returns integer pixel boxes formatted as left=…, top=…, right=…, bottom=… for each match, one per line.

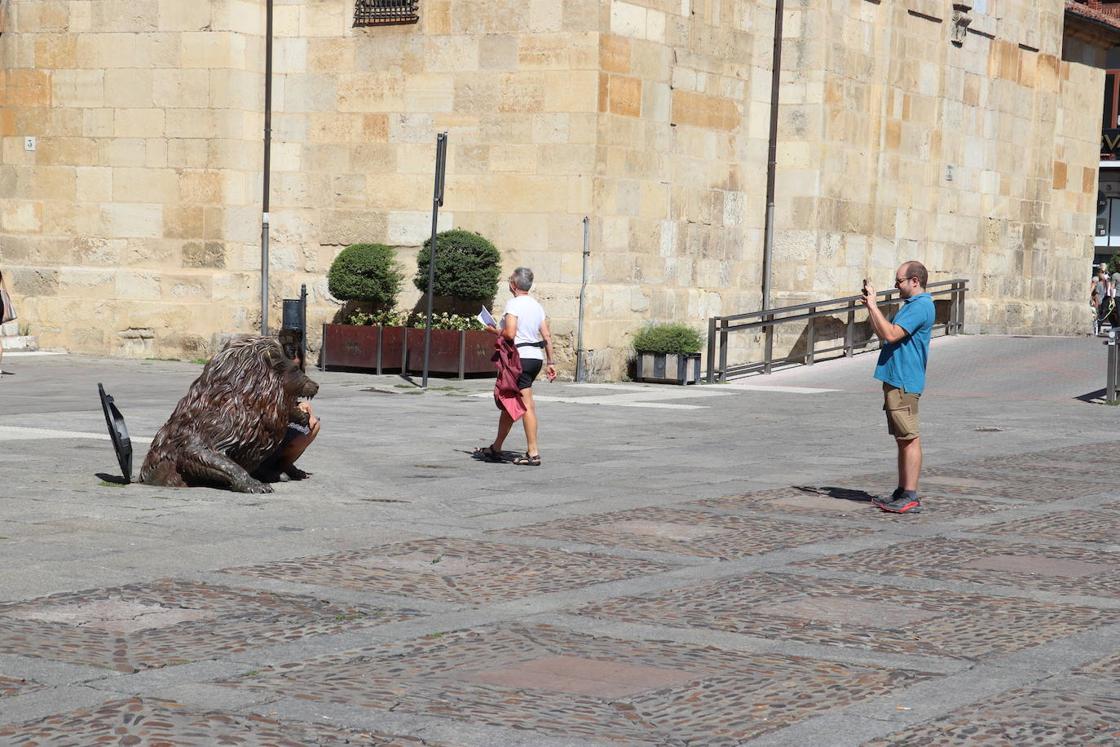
left=414, top=229, right=501, bottom=302
left=632, top=323, right=705, bottom=355
left=328, top=243, right=403, bottom=307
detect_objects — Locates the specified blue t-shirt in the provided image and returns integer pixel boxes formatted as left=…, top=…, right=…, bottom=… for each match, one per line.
left=874, top=292, right=935, bottom=394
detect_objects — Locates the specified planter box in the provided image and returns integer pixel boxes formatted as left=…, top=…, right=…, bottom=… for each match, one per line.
left=322, top=324, right=495, bottom=378
left=635, top=352, right=702, bottom=385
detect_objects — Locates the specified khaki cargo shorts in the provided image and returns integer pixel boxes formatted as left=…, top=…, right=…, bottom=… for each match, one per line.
left=883, top=383, right=920, bottom=440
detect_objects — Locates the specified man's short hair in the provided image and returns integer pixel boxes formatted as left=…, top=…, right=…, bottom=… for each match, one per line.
left=902, top=260, right=928, bottom=288
left=511, top=267, right=534, bottom=291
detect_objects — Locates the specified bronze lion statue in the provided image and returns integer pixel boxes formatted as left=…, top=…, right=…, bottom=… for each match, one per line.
left=139, top=336, right=319, bottom=493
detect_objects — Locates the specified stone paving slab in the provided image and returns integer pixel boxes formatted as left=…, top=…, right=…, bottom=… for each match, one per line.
left=575, top=572, right=1120, bottom=661
left=217, top=537, right=675, bottom=604
left=2, top=339, right=1120, bottom=743
left=218, top=623, right=939, bottom=745
left=832, top=467, right=1106, bottom=503
left=0, top=675, right=41, bottom=699
left=0, top=697, right=439, bottom=746
left=0, top=580, right=420, bottom=673
left=862, top=687, right=1120, bottom=745
left=685, top=486, right=1020, bottom=523
left=796, top=537, right=1120, bottom=600
left=966, top=506, right=1120, bottom=545
left=496, top=506, right=870, bottom=559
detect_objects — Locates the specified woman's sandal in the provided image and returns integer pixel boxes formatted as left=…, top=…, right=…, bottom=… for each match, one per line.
left=512, top=453, right=541, bottom=466
left=473, top=444, right=503, bottom=462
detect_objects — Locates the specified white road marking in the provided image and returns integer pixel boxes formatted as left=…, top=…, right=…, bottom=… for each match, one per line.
left=0, top=426, right=151, bottom=444
left=721, top=383, right=839, bottom=394
left=2, top=351, right=66, bottom=357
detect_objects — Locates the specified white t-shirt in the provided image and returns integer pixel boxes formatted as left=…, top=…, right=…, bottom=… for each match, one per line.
left=503, top=295, right=546, bottom=361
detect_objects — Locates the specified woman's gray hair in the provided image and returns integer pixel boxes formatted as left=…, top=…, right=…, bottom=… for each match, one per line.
left=511, top=267, right=534, bottom=291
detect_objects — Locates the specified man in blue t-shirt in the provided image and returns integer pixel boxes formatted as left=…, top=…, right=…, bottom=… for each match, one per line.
left=860, top=261, right=935, bottom=514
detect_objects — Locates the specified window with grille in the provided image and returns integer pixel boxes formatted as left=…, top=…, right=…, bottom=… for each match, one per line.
left=353, top=0, right=419, bottom=27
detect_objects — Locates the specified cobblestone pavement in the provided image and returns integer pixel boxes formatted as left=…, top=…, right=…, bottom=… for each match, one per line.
left=1, top=337, right=1118, bottom=744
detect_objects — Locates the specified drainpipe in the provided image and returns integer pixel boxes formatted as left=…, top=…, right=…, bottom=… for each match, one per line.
left=761, top=0, right=785, bottom=311
left=260, top=0, right=274, bottom=334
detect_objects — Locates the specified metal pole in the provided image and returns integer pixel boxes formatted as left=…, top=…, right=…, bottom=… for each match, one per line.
left=422, top=132, right=448, bottom=388
left=1108, top=330, right=1118, bottom=404
left=299, top=283, right=307, bottom=368
left=575, top=216, right=590, bottom=382
left=260, top=0, right=274, bottom=335
left=706, top=316, right=717, bottom=383
left=760, top=0, right=784, bottom=312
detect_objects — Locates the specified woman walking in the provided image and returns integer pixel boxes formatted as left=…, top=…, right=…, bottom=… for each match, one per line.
left=476, top=267, right=556, bottom=466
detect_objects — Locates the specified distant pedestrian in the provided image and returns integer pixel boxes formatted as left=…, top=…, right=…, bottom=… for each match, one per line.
left=1093, top=268, right=1113, bottom=335
left=474, top=267, right=556, bottom=466
left=860, top=261, right=935, bottom=513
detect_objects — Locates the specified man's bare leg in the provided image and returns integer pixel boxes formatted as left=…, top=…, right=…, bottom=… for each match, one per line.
left=897, top=436, right=922, bottom=492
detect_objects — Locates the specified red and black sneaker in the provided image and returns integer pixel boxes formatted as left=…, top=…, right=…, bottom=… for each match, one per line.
left=872, top=492, right=922, bottom=514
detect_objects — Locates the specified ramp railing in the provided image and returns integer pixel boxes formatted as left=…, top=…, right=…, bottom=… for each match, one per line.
left=706, top=279, right=968, bottom=383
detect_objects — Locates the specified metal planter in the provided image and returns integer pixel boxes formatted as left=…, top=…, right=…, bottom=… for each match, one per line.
left=635, top=352, right=702, bottom=385
left=322, top=324, right=495, bottom=378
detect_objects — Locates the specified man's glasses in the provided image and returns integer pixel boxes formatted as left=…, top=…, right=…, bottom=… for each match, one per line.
left=894, top=276, right=916, bottom=286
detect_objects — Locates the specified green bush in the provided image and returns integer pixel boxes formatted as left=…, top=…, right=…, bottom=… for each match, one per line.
left=328, top=243, right=403, bottom=307
left=632, top=323, right=704, bottom=355
left=414, top=229, right=501, bottom=302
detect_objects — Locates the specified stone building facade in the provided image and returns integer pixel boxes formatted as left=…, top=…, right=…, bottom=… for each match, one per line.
left=0, top=1, right=1114, bottom=377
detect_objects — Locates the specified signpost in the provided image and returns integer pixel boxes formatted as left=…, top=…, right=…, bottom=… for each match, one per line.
left=422, top=132, right=448, bottom=388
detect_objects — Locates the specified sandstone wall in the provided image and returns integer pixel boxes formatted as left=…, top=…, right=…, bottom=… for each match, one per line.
left=0, top=0, right=1109, bottom=376
left=769, top=0, right=1102, bottom=343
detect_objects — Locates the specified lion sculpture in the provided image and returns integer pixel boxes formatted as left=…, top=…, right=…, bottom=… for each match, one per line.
left=139, top=336, right=319, bottom=493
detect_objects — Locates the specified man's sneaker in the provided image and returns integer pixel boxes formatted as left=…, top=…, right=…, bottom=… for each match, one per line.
left=872, top=491, right=922, bottom=514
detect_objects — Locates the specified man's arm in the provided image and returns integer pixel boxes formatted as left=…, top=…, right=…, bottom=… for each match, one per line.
left=860, top=281, right=910, bottom=344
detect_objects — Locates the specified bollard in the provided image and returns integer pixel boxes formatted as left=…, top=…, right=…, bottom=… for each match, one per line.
left=1108, top=330, right=1118, bottom=404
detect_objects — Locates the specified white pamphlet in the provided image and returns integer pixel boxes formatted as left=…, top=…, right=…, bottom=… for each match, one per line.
left=477, top=306, right=496, bottom=328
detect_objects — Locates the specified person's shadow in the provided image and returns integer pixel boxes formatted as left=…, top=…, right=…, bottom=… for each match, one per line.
left=791, top=485, right=876, bottom=503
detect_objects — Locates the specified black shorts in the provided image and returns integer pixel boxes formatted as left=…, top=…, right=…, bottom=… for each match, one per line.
left=517, top=359, right=543, bottom=389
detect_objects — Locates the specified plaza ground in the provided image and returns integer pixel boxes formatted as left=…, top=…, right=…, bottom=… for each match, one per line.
left=0, top=334, right=1117, bottom=744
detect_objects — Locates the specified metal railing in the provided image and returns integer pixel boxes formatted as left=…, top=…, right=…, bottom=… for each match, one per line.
left=706, top=279, right=968, bottom=383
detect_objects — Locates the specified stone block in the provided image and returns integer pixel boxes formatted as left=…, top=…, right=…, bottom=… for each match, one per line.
left=405, top=74, right=455, bottom=113
left=608, top=75, right=642, bottom=117
left=671, top=90, right=739, bottom=130
left=152, top=69, right=210, bottom=109
left=479, top=34, right=518, bottom=70
left=114, top=108, right=165, bottom=138
left=1, top=201, right=43, bottom=233
left=319, top=209, right=389, bottom=246
left=182, top=241, right=226, bottom=269
left=299, top=1, right=346, bottom=36
left=544, top=71, right=599, bottom=113
left=338, top=72, right=404, bottom=112
left=51, top=69, right=102, bottom=108
left=611, top=1, right=646, bottom=40
left=34, top=34, right=77, bottom=67
left=387, top=209, right=453, bottom=245
left=101, top=203, right=164, bottom=238
left=181, top=31, right=247, bottom=69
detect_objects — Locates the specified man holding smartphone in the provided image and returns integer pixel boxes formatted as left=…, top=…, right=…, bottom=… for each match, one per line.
left=860, top=261, right=935, bottom=513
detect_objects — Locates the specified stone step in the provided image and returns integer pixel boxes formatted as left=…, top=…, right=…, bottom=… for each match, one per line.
left=0, top=335, right=39, bottom=352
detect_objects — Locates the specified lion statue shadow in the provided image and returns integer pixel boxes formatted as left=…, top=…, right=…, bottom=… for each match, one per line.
left=139, top=336, right=319, bottom=493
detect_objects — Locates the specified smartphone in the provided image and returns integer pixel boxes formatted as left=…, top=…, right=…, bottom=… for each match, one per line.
left=861, top=278, right=869, bottom=296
